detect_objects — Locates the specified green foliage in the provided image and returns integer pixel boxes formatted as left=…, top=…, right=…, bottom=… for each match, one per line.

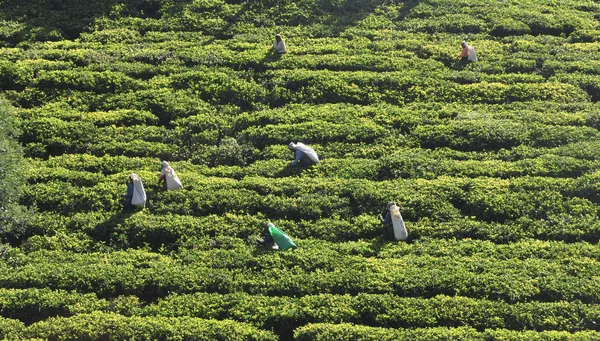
left=22, top=312, right=278, bottom=341
left=0, top=316, right=25, bottom=340
left=35, top=69, right=142, bottom=94
left=294, top=323, right=600, bottom=341
left=4, top=0, right=600, bottom=339
left=0, top=98, right=33, bottom=243
left=2, top=240, right=600, bottom=303
left=142, top=291, right=600, bottom=332
left=0, top=288, right=112, bottom=324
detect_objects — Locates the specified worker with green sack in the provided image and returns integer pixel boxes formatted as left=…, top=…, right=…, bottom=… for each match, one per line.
left=257, top=222, right=297, bottom=251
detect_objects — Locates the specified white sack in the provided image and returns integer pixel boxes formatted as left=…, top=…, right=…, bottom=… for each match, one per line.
left=389, top=204, right=408, bottom=241
left=468, top=46, right=478, bottom=61
left=293, top=142, right=319, bottom=163
left=131, top=174, right=147, bottom=207
left=162, top=163, right=183, bottom=190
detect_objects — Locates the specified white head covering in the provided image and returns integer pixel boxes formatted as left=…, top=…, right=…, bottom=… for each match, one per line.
left=160, top=161, right=183, bottom=190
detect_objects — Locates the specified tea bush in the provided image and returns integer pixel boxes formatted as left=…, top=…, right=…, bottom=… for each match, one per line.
left=294, top=323, right=600, bottom=341
left=22, top=312, right=278, bottom=341
left=5, top=0, right=600, bottom=339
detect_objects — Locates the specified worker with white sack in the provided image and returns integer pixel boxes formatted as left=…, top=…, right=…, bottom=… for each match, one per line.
left=458, top=41, right=478, bottom=62
left=158, top=161, right=182, bottom=190
left=273, top=33, right=287, bottom=54
left=288, top=142, right=319, bottom=166
left=380, top=201, right=408, bottom=241
left=123, top=173, right=147, bottom=210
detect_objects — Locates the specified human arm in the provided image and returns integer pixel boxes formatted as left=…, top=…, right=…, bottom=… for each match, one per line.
left=382, top=211, right=391, bottom=225
left=123, top=183, right=134, bottom=198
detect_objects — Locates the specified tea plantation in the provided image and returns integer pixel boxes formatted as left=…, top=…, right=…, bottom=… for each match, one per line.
left=2, top=0, right=600, bottom=340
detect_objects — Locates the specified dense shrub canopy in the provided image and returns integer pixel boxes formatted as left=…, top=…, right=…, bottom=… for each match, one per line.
left=2, top=0, right=600, bottom=340
left=0, top=98, right=31, bottom=243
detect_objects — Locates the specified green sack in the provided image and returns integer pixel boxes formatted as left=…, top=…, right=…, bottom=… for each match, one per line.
left=268, top=223, right=297, bottom=251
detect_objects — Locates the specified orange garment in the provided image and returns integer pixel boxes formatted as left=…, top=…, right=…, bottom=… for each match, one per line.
left=460, top=47, right=469, bottom=58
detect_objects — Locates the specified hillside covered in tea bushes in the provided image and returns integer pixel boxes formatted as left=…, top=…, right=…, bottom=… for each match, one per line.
left=2, top=0, right=600, bottom=340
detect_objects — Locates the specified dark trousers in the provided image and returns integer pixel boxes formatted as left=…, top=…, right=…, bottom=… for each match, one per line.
left=260, top=232, right=274, bottom=245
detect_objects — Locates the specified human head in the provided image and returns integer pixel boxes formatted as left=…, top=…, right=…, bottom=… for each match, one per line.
left=288, top=142, right=296, bottom=150
left=162, top=160, right=169, bottom=168
left=276, top=34, right=282, bottom=42
left=387, top=201, right=396, bottom=210
left=461, top=41, right=467, bottom=48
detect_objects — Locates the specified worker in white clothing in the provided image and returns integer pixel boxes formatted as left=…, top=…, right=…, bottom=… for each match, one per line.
left=273, top=34, right=287, bottom=54
left=458, top=41, right=477, bottom=62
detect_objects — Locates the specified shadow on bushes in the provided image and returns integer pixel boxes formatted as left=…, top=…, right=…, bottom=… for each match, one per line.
left=274, top=164, right=315, bottom=178
left=0, top=0, right=161, bottom=41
